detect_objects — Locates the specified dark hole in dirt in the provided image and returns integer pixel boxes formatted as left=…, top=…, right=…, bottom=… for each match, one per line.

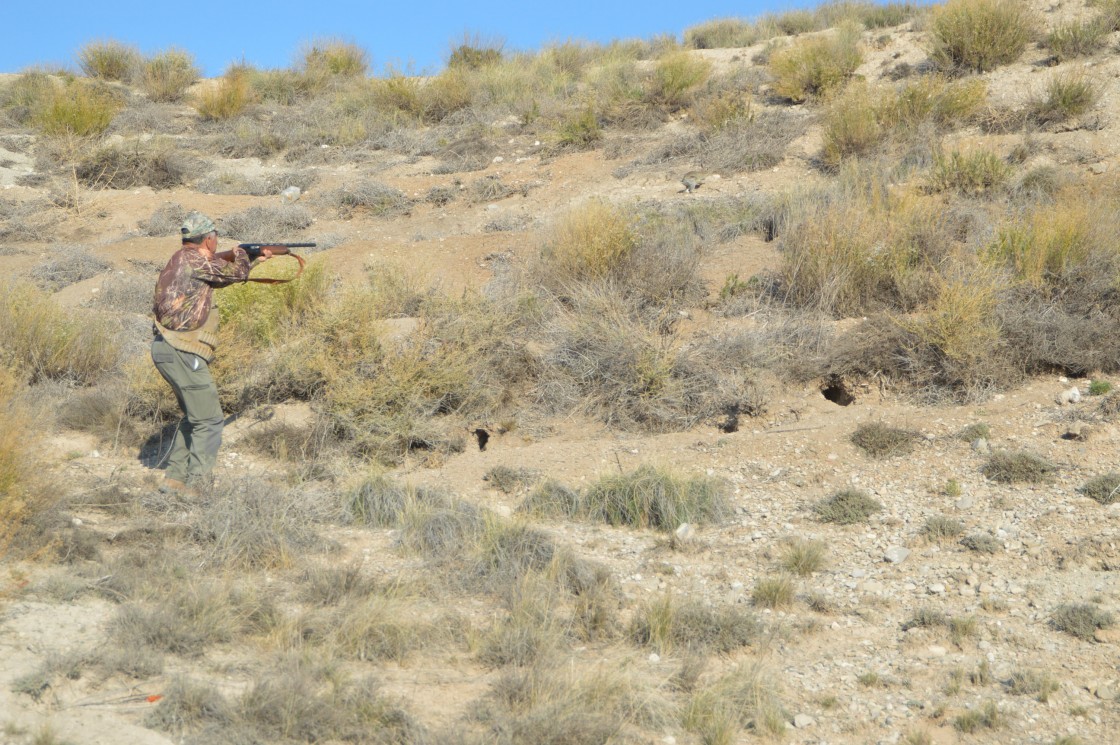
left=718, top=404, right=740, bottom=433
left=474, top=428, right=490, bottom=451
left=822, top=377, right=855, bottom=406
left=762, top=217, right=777, bottom=243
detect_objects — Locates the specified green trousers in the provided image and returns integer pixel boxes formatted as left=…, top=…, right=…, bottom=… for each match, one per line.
left=151, top=338, right=224, bottom=483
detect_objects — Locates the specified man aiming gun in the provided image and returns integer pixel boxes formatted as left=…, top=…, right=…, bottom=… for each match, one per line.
left=150, top=212, right=273, bottom=495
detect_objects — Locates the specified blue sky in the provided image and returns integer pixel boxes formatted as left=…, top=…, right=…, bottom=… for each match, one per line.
left=4, top=0, right=829, bottom=77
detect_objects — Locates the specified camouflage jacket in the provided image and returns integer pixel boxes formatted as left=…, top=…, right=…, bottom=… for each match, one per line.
left=152, top=247, right=251, bottom=331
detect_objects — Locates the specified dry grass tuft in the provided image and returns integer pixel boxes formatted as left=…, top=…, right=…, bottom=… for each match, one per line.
left=922, top=515, right=964, bottom=542
left=0, top=281, right=119, bottom=384
left=684, top=662, right=787, bottom=741
left=629, top=593, right=759, bottom=654
left=194, top=65, right=257, bottom=120
left=779, top=537, right=827, bottom=575
left=582, top=465, right=727, bottom=531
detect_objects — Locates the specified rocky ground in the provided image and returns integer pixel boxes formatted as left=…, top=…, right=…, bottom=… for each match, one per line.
left=3, top=3, right=1120, bottom=744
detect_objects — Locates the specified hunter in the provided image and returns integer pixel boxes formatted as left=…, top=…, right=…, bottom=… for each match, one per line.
left=150, top=212, right=271, bottom=494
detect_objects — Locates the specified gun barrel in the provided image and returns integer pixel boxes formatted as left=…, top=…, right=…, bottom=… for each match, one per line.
left=237, top=242, right=317, bottom=249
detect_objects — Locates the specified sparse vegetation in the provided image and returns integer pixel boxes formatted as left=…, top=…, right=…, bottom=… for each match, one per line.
left=1079, top=473, right=1120, bottom=505
left=769, top=24, right=863, bottom=102
left=851, top=421, right=920, bottom=458
left=581, top=465, right=727, bottom=530
left=1051, top=603, right=1115, bottom=641
left=922, top=515, right=964, bottom=542
left=981, top=450, right=1057, bottom=483
left=138, top=49, right=199, bottom=102
left=780, top=537, right=827, bottom=575
left=6, top=13, right=1120, bottom=745
left=929, top=0, right=1037, bottom=73
left=814, top=488, right=882, bottom=524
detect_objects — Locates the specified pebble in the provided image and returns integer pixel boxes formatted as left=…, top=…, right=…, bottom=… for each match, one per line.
left=928, top=645, right=948, bottom=657
left=649, top=653, right=660, bottom=663
left=928, top=583, right=946, bottom=594
left=955, top=496, right=975, bottom=510
left=971, top=438, right=990, bottom=454
left=675, top=523, right=695, bottom=542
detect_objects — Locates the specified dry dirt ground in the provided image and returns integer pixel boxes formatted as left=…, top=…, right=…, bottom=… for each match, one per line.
left=4, top=5, right=1120, bottom=745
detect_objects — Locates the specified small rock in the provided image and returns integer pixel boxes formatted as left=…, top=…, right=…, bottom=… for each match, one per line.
left=649, top=653, right=660, bottom=663
left=1057, top=387, right=1082, bottom=405
left=792, top=714, right=815, bottom=729
left=1093, top=627, right=1120, bottom=644
left=675, top=523, right=695, bottom=542
left=929, top=645, right=948, bottom=657
left=71, top=517, right=82, bottom=527
left=955, top=496, right=975, bottom=510
left=928, top=583, right=946, bottom=594
left=280, top=186, right=301, bottom=203
left=90, top=450, right=101, bottom=458
left=1093, top=682, right=1119, bottom=700
left=971, top=438, right=990, bottom=454
left=1090, top=161, right=1109, bottom=175
left=493, top=505, right=512, bottom=518
left=851, top=569, right=868, bottom=579
left=884, top=547, right=911, bottom=564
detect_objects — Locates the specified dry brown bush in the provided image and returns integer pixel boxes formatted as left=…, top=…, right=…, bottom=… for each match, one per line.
left=76, top=139, right=198, bottom=189
left=216, top=204, right=314, bottom=240
left=30, top=245, right=111, bottom=291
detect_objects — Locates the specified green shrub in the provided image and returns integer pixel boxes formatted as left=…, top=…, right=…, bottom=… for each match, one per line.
left=850, top=421, right=920, bottom=458
left=1030, top=70, right=1099, bottom=124
left=981, top=450, right=1056, bottom=483
left=582, top=465, right=727, bottom=531
left=139, top=49, right=199, bottom=102
left=32, top=80, right=121, bottom=136
left=556, top=106, right=602, bottom=149
left=927, top=149, right=1009, bottom=196
left=76, top=40, right=139, bottom=81
left=929, top=0, right=1037, bottom=73
left=1079, top=473, right=1120, bottom=505
left=814, top=489, right=882, bottom=524
left=1089, top=380, right=1112, bottom=396
left=769, top=24, right=863, bottom=102
left=650, top=51, right=711, bottom=110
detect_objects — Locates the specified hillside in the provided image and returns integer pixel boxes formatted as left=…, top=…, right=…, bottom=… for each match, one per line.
left=2, top=2, right=1120, bottom=744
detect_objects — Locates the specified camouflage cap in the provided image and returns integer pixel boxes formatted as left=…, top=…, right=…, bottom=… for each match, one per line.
left=180, top=212, right=216, bottom=241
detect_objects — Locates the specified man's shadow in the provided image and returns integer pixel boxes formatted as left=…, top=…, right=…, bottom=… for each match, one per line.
left=138, top=421, right=180, bottom=468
